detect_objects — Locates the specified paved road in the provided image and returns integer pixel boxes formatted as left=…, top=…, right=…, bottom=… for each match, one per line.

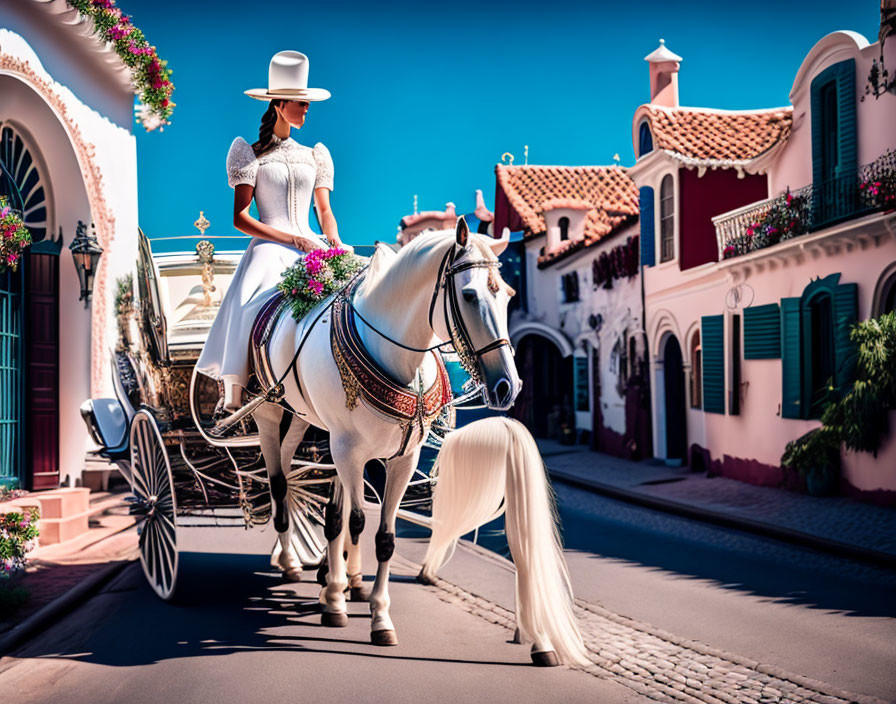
left=457, top=480, right=896, bottom=702
left=0, top=522, right=637, bottom=704
left=3, top=482, right=895, bottom=704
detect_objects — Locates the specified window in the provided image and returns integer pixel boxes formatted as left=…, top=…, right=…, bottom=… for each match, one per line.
left=638, top=122, right=653, bottom=158
left=810, top=59, right=857, bottom=228
left=689, top=332, right=702, bottom=409
left=561, top=272, right=579, bottom=303
left=873, top=267, right=896, bottom=316
left=781, top=273, right=858, bottom=420
left=574, top=355, right=589, bottom=412
left=820, top=82, right=839, bottom=181
left=559, top=217, right=570, bottom=241
left=659, top=175, right=674, bottom=262
left=0, top=124, right=49, bottom=243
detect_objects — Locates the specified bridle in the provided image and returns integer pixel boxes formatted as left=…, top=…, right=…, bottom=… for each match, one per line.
left=349, top=242, right=514, bottom=385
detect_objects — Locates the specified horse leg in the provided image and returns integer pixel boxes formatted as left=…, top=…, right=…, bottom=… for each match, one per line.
left=369, top=449, right=419, bottom=646
left=322, top=443, right=368, bottom=622
left=271, top=414, right=311, bottom=580
left=346, top=539, right=369, bottom=602
left=255, top=403, right=298, bottom=580
left=321, top=478, right=350, bottom=626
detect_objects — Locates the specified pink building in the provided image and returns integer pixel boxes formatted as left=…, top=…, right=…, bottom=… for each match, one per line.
left=628, top=20, right=896, bottom=501
left=397, top=190, right=494, bottom=246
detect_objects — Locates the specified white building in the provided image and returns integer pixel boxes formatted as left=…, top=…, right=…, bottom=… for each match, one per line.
left=493, top=164, right=650, bottom=458
left=1, top=0, right=144, bottom=488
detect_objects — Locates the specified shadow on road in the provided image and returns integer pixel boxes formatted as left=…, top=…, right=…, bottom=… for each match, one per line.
left=12, top=553, right=529, bottom=669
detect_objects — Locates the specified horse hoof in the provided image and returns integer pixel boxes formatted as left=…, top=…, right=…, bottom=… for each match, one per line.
left=531, top=650, right=559, bottom=667
left=321, top=611, right=349, bottom=628
left=350, top=585, right=371, bottom=602
left=415, top=570, right=436, bottom=586
left=371, top=629, right=398, bottom=646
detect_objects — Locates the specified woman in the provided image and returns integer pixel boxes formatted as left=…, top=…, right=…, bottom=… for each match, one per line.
left=197, top=51, right=347, bottom=411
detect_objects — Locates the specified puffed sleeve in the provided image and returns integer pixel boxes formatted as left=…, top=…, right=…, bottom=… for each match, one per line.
left=313, top=142, right=334, bottom=191
left=226, top=137, right=258, bottom=188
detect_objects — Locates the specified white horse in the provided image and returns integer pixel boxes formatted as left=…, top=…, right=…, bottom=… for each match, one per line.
left=250, top=219, right=586, bottom=665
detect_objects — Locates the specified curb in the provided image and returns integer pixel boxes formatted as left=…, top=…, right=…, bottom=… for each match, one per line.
left=548, top=468, right=896, bottom=571
left=0, top=559, right=135, bottom=657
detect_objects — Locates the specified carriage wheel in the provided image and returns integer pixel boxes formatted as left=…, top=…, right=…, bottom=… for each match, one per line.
left=129, top=410, right=179, bottom=601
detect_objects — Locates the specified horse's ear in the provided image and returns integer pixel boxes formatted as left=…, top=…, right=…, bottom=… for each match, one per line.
left=455, top=217, right=470, bottom=247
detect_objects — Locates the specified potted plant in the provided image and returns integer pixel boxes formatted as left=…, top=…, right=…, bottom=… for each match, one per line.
left=782, top=426, right=841, bottom=497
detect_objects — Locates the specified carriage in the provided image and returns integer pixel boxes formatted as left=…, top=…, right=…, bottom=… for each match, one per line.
left=79, top=229, right=478, bottom=601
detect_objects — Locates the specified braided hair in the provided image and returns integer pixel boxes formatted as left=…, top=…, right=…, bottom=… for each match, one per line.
left=251, top=99, right=286, bottom=157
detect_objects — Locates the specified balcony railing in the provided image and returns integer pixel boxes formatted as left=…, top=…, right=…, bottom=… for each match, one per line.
left=714, top=151, right=896, bottom=260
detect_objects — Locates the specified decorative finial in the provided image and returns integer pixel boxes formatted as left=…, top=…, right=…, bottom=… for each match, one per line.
left=413, top=194, right=418, bottom=215
left=613, top=153, right=621, bottom=164
left=501, top=152, right=515, bottom=166
left=659, top=38, right=665, bottom=45
left=524, top=145, right=529, bottom=165
left=194, top=210, right=210, bottom=236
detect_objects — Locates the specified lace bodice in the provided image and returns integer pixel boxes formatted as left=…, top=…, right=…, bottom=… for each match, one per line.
left=226, top=135, right=333, bottom=240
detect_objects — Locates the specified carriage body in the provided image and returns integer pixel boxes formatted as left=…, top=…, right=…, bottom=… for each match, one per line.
left=80, top=231, right=469, bottom=600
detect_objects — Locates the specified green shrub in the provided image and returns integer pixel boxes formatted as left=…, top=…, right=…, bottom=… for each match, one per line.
left=781, top=312, right=896, bottom=485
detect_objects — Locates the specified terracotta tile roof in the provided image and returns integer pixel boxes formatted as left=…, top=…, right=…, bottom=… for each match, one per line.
left=541, top=197, right=594, bottom=211
left=644, top=105, right=793, bottom=163
left=495, top=164, right=639, bottom=266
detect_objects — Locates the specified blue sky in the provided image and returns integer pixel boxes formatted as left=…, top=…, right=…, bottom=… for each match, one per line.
left=128, top=0, right=880, bottom=252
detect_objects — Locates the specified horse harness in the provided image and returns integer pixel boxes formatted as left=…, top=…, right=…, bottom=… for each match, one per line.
left=247, top=242, right=512, bottom=458
left=332, top=280, right=452, bottom=458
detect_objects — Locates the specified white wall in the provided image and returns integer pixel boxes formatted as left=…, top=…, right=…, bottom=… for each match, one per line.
left=510, top=223, right=643, bottom=438
left=1, top=26, right=138, bottom=486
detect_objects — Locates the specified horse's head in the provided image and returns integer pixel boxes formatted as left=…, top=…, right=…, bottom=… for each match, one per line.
left=435, top=218, right=521, bottom=411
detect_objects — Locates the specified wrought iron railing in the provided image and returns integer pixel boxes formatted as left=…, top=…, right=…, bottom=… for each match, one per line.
left=714, top=151, right=896, bottom=260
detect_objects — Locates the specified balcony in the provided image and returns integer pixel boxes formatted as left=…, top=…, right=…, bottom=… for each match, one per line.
left=714, top=151, right=896, bottom=260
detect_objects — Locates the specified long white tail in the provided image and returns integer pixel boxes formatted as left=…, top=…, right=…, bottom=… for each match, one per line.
left=421, top=417, right=589, bottom=666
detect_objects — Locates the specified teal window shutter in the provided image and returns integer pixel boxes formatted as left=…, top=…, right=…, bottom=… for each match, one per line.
left=639, top=187, right=655, bottom=267
left=832, top=282, right=858, bottom=396
left=701, top=315, right=725, bottom=414
left=781, top=298, right=803, bottom=419
left=810, top=59, right=857, bottom=227
left=835, top=61, right=857, bottom=177
left=743, top=303, right=782, bottom=359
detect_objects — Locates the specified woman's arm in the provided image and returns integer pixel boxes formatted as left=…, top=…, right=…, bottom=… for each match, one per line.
left=232, top=184, right=324, bottom=251
left=314, top=187, right=346, bottom=249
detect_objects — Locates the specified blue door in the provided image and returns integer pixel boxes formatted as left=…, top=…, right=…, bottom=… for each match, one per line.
left=0, top=267, right=24, bottom=488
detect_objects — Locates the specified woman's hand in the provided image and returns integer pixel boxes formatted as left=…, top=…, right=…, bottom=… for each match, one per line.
left=293, top=235, right=326, bottom=252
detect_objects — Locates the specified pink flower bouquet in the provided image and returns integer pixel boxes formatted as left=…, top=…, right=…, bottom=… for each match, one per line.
left=278, top=246, right=365, bottom=320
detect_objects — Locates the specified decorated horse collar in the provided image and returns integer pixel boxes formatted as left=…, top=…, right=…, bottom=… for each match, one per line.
left=331, top=280, right=452, bottom=455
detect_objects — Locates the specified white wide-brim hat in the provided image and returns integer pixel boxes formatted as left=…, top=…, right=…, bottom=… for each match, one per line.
left=245, top=50, right=331, bottom=102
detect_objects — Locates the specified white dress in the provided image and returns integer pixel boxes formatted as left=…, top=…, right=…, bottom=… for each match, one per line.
left=196, top=134, right=334, bottom=385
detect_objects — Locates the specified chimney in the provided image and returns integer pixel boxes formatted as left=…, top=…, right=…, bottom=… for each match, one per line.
left=644, top=39, right=682, bottom=107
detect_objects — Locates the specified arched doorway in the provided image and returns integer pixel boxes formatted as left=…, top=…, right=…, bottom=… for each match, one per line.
left=663, top=334, right=687, bottom=463
left=512, top=334, right=573, bottom=439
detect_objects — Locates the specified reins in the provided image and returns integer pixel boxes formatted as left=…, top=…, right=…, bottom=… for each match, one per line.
left=348, top=242, right=513, bottom=382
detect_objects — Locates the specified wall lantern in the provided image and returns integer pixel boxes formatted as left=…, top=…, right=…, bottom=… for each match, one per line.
left=69, top=220, right=103, bottom=307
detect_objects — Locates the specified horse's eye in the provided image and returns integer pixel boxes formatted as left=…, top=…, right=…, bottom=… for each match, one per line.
left=462, top=288, right=477, bottom=303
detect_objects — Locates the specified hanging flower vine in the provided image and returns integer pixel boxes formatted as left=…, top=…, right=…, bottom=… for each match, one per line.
left=0, top=197, right=32, bottom=273
left=66, top=0, right=175, bottom=131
